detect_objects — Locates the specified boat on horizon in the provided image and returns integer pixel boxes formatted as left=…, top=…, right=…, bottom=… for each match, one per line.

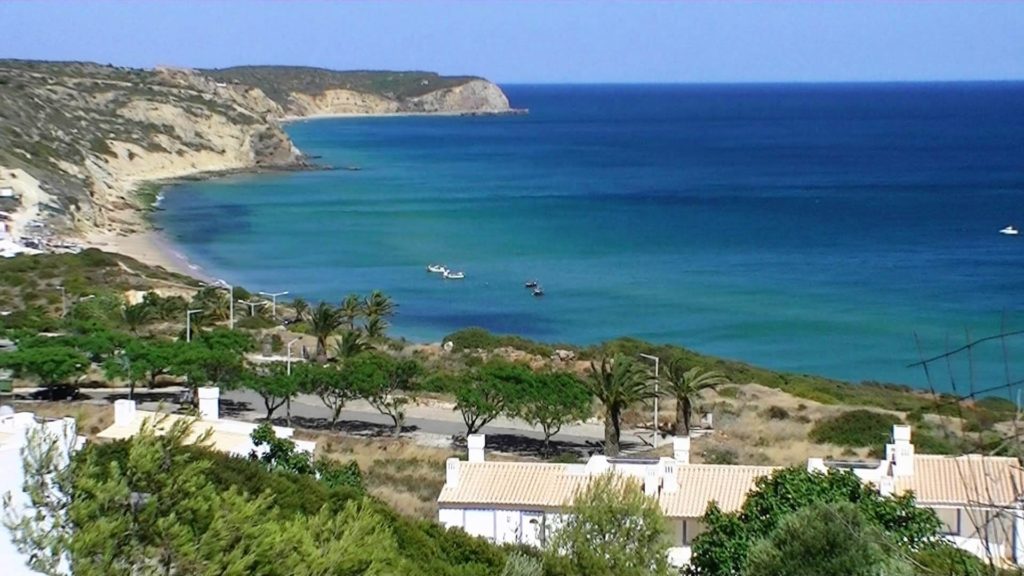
left=999, top=226, right=1019, bottom=236
left=443, top=270, right=465, bottom=280
left=426, top=264, right=448, bottom=273
left=524, top=280, right=538, bottom=288
left=532, top=286, right=544, bottom=297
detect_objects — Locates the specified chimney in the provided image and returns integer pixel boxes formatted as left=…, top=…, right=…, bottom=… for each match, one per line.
left=198, top=387, right=220, bottom=421
left=644, top=465, right=659, bottom=496
left=807, top=457, right=827, bottom=473
left=886, top=425, right=914, bottom=477
left=660, top=457, right=678, bottom=494
left=114, top=399, right=137, bottom=426
left=467, top=434, right=485, bottom=463
left=445, top=457, right=460, bottom=488
left=673, top=436, right=690, bottom=465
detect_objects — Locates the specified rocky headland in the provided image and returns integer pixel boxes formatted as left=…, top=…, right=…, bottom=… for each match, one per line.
left=0, top=60, right=516, bottom=263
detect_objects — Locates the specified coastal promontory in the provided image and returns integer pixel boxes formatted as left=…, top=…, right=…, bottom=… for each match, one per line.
left=0, top=60, right=515, bottom=249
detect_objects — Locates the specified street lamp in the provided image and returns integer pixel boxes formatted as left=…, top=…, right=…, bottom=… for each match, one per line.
left=56, top=285, right=66, bottom=318
left=237, top=299, right=263, bottom=317
left=639, top=353, right=661, bottom=448
left=185, top=309, right=203, bottom=343
left=259, top=291, right=289, bottom=319
left=286, top=338, right=301, bottom=375
left=285, top=338, right=301, bottom=426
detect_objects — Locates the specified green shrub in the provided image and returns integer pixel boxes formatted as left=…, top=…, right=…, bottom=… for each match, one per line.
left=718, top=386, right=740, bottom=399
left=443, top=327, right=556, bottom=357
left=764, top=406, right=790, bottom=420
left=703, top=447, right=738, bottom=465
left=809, top=410, right=902, bottom=447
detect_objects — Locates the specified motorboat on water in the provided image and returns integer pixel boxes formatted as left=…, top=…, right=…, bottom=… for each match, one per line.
left=427, top=264, right=448, bottom=273
left=524, top=280, right=538, bottom=288
left=443, top=270, right=465, bottom=280
left=999, top=226, right=1019, bottom=236
left=532, top=286, right=544, bottom=297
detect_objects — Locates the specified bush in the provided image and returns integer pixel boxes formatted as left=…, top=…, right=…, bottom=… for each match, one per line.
left=764, top=406, right=789, bottom=420
left=809, top=410, right=901, bottom=448
left=443, top=327, right=556, bottom=357
left=703, top=447, right=738, bottom=465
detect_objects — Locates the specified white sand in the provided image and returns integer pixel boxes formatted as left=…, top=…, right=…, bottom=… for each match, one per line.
left=80, top=229, right=212, bottom=281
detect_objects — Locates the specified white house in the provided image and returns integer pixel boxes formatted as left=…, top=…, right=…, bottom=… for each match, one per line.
left=810, top=425, right=1024, bottom=567
left=437, top=434, right=777, bottom=567
left=97, top=387, right=316, bottom=457
left=439, top=426, right=1024, bottom=568
left=0, top=410, right=86, bottom=576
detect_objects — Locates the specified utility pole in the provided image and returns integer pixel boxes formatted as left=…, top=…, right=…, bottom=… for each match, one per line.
left=639, top=353, right=661, bottom=448
left=286, top=338, right=300, bottom=427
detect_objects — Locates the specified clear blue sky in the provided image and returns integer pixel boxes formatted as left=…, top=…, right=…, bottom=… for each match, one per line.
left=2, top=1, right=1022, bottom=83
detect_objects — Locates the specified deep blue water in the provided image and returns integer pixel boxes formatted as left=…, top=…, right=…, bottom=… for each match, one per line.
left=157, top=83, right=1024, bottom=391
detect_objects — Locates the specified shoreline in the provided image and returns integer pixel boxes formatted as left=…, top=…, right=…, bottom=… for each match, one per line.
left=80, top=228, right=216, bottom=283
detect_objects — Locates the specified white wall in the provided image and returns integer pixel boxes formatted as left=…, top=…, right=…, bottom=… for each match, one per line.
left=0, top=414, right=82, bottom=576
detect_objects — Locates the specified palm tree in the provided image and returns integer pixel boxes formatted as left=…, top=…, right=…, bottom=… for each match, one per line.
left=339, top=294, right=363, bottom=331
left=584, top=355, right=652, bottom=456
left=121, top=302, right=153, bottom=335
left=364, top=316, right=388, bottom=340
left=192, top=287, right=229, bottom=322
left=332, top=330, right=372, bottom=359
left=663, top=359, right=727, bottom=436
left=308, top=302, right=342, bottom=362
left=291, top=297, right=309, bottom=323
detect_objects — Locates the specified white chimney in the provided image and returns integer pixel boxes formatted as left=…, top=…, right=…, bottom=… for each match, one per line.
left=807, top=457, right=827, bottom=473
left=445, top=457, right=460, bottom=487
left=644, top=465, right=660, bottom=496
left=114, top=399, right=137, bottom=426
left=660, top=457, right=678, bottom=494
left=886, top=425, right=914, bottom=477
left=673, top=436, right=690, bottom=465
left=198, top=387, right=220, bottom=421
left=467, top=434, right=485, bottom=463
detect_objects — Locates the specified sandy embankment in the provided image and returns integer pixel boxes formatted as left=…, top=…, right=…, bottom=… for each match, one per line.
left=80, top=227, right=212, bottom=281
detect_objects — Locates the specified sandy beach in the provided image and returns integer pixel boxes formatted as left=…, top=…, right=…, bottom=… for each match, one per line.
left=81, top=228, right=213, bottom=282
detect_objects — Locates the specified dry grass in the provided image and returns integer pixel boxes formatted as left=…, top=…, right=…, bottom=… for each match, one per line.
left=295, top=430, right=456, bottom=519
left=9, top=401, right=112, bottom=436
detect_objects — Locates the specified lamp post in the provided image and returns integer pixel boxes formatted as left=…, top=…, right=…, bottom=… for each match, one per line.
left=217, top=280, right=234, bottom=330
left=237, top=299, right=263, bottom=317
left=639, top=353, right=660, bottom=448
left=286, top=338, right=301, bottom=375
left=185, top=309, right=203, bottom=343
left=285, top=338, right=300, bottom=426
left=56, top=285, right=66, bottom=318
left=259, top=291, right=289, bottom=319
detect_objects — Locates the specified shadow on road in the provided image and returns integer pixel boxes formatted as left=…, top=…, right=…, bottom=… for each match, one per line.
left=283, top=415, right=420, bottom=438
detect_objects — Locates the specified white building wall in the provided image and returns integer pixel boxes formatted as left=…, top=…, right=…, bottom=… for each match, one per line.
left=464, top=509, right=496, bottom=540
left=0, top=414, right=83, bottom=576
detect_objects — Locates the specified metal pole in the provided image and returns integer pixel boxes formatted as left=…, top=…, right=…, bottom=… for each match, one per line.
left=639, top=353, right=660, bottom=448
left=286, top=338, right=300, bottom=427
left=260, top=291, right=289, bottom=319
left=186, top=309, right=202, bottom=343
left=229, top=285, right=234, bottom=330
left=286, top=338, right=300, bottom=375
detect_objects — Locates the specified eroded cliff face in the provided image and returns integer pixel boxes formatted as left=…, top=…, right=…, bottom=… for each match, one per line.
left=0, top=61, right=303, bottom=235
left=0, top=61, right=515, bottom=239
left=281, top=78, right=512, bottom=116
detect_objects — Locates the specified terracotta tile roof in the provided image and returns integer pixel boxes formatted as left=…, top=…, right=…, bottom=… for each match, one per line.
left=662, top=465, right=778, bottom=517
left=437, top=460, right=777, bottom=518
left=895, top=455, right=1024, bottom=507
left=97, top=410, right=253, bottom=455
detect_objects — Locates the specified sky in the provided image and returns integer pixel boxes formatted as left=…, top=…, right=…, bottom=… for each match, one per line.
left=2, top=1, right=1022, bottom=84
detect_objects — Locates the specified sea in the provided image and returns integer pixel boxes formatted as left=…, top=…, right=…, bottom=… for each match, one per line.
left=156, top=83, right=1024, bottom=393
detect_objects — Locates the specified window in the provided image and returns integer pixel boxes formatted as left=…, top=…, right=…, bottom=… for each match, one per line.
left=933, top=507, right=960, bottom=536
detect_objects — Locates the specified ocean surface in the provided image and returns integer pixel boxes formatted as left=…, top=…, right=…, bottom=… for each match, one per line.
left=157, top=83, right=1024, bottom=392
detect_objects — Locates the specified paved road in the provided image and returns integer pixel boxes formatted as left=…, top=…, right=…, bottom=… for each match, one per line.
left=11, top=387, right=654, bottom=455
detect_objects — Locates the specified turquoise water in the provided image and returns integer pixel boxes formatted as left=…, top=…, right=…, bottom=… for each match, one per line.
left=157, top=84, right=1024, bottom=391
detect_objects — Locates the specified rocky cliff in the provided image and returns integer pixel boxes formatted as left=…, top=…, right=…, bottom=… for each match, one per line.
left=0, top=61, right=516, bottom=240
left=0, top=60, right=303, bottom=236
left=204, top=66, right=516, bottom=117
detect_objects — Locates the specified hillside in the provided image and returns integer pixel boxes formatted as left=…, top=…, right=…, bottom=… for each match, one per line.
left=205, top=66, right=514, bottom=116
left=0, top=61, right=515, bottom=247
left=0, top=60, right=302, bottom=239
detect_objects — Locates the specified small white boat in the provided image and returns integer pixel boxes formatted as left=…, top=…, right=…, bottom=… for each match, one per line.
left=532, top=286, right=544, bottom=297
left=999, top=226, right=1019, bottom=236
left=443, top=270, right=465, bottom=280
left=426, top=264, right=448, bottom=273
